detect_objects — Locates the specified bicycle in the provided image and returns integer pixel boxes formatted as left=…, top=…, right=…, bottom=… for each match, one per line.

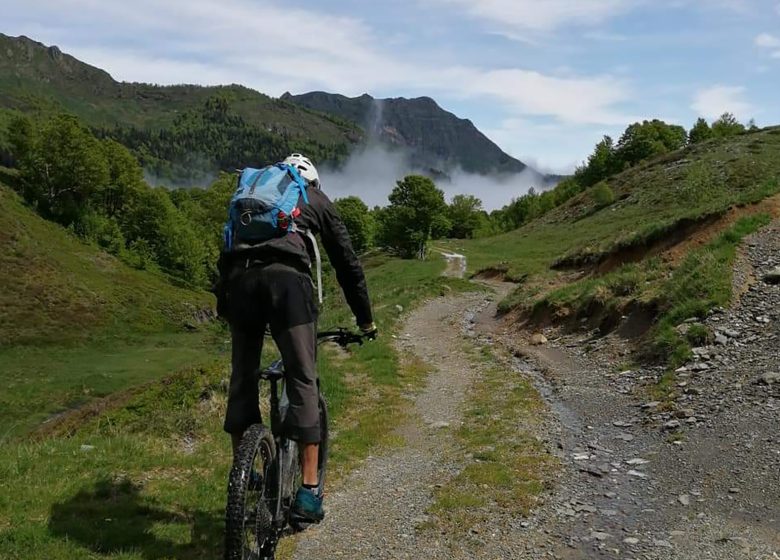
left=224, top=328, right=367, bottom=560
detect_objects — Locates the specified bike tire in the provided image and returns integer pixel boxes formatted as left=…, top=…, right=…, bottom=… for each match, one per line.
left=225, top=424, right=276, bottom=560
left=316, top=394, right=329, bottom=497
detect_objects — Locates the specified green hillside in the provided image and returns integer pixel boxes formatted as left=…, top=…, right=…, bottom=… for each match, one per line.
left=0, top=34, right=357, bottom=142
left=460, top=128, right=780, bottom=277
left=0, top=34, right=361, bottom=181
left=0, top=178, right=222, bottom=437
left=447, top=126, right=780, bottom=363
left=0, top=180, right=213, bottom=347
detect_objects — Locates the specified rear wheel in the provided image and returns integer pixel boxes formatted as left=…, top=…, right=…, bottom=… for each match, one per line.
left=316, top=394, right=329, bottom=497
left=225, top=424, right=277, bottom=560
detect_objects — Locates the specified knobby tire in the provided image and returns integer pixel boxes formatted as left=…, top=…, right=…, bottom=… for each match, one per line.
left=225, top=424, right=276, bottom=560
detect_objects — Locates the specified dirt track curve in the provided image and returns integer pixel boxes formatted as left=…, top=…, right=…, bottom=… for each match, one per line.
left=293, top=228, right=780, bottom=558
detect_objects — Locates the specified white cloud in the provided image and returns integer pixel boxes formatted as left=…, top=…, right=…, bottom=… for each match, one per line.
left=755, top=32, right=780, bottom=48
left=584, top=31, right=630, bottom=42
left=447, top=68, right=634, bottom=125
left=423, top=0, right=631, bottom=34
left=484, top=118, right=621, bottom=173
left=9, top=0, right=634, bottom=128
left=691, top=85, right=753, bottom=120
left=320, top=143, right=542, bottom=210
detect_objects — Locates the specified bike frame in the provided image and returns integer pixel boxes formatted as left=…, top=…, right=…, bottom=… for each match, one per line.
left=258, top=359, right=296, bottom=531
left=251, top=330, right=364, bottom=540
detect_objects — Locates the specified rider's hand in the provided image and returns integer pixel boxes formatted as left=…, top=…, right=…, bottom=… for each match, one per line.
left=359, top=322, right=378, bottom=341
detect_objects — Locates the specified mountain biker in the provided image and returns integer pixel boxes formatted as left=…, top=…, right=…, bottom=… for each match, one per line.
left=215, top=153, right=376, bottom=523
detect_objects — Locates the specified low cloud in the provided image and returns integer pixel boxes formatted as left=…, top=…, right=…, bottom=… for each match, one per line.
left=755, top=32, right=780, bottom=48
left=319, top=144, right=543, bottom=211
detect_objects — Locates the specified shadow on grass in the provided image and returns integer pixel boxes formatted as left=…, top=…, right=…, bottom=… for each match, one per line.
left=48, top=478, right=222, bottom=559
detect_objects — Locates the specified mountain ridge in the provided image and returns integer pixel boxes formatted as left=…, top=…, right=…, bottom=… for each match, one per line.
left=281, top=90, right=533, bottom=177
left=0, top=33, right=542, bottom=183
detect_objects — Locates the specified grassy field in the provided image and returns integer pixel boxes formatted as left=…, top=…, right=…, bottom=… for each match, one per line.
left=0, top=253, right=474, bottom=559
left=0, top=330, right=227, bottom=441
left=0, top=180, right=224, bottom=441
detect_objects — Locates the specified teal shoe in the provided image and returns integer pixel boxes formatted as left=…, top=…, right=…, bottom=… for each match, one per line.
left=290, top=487, right=324, bottom=523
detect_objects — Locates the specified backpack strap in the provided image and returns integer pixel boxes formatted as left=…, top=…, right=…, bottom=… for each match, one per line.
left=303, top=229, right=323, bottom=305
left=281, top=163, right=309, bottom=204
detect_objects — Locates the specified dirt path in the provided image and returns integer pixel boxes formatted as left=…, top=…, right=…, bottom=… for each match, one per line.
left=293, top=291, right=499, bottom=559
left=495, top=223, right=780, bottom=559
left=295, top=224, right=780, bottom=558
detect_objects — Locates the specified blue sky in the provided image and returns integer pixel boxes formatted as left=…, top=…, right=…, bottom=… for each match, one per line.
left=2, top=0, right=779, bottom=173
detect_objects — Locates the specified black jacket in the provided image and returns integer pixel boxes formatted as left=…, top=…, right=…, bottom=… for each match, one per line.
left=217, top=187, right=373, bottom=326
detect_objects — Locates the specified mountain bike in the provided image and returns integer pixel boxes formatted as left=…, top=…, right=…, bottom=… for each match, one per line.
left=224, top=328, right=366, bottom=560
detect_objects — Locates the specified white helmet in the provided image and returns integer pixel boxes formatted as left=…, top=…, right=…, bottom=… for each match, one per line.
left=283, top=153, right=320, bottom=187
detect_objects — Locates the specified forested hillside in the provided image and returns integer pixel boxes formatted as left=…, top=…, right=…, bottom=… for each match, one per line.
left=0, top=179, right=212, bottom=347
left=0, top=34, right=360, bottom=184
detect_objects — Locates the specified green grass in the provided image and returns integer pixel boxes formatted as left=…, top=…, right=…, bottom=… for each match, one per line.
left=0, top=180, right=226, bottom=440
left=0, top=330, right=228, bottom=441
left=449, top=128, right=780, bottom=284
left=426, top=345, right=554, bottom=541
left=651, top=213, right=771, bottom=369
left=0, top=253, right=474, bottom=559
left=0, top=183, right=213, bottom=347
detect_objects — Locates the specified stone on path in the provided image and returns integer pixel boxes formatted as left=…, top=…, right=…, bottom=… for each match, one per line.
left=763, top=266, right=780, bottom=285
left=530, top=333, right=548, bottom=346
left=758, top=372, right=780, bottom=385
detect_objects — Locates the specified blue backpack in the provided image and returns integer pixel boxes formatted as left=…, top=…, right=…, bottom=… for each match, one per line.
left=223, top=163, right=309, bottom=251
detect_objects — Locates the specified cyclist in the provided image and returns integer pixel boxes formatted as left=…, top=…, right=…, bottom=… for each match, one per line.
left=215, top=153, right=376, bottom=523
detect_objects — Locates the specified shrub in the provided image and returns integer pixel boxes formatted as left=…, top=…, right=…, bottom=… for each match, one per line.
left=592, top=182, right=615, bottom=209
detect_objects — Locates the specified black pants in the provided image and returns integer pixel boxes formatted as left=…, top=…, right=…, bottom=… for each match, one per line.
left=223, top=262, right=321, bottom=443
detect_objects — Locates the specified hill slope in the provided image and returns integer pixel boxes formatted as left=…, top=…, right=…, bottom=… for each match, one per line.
left=0, top=179, right=212, bottom=347
left=0, top=34, right=361, bottom=181
left=450, top=126, right=780, bottom=358
left=0, top=34, right=359, bottom=144
left=282, top=91, right=531, bottom=176
left=1, top=34, right=542, bottom=185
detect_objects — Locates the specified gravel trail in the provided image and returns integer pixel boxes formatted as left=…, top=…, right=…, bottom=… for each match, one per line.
left=295, top=222, right=780, bottom=559
left=293, top=292, right=495, bottom=559
left=498, top=220, right=780, bottom=559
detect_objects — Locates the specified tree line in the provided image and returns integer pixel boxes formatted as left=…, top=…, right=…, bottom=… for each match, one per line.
left=481, top=112, right=758, bottom=234
left=8, top=113, right=235, bottom=287
left=98, top=95, right=351, bottom=185
left=3, top=109, right=759, bottom=284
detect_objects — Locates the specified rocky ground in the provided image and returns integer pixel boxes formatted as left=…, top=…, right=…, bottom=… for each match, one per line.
left=502, top=221, right=780, bottom=559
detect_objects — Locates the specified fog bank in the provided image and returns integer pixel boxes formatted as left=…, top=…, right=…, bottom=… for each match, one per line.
left=319, top=145, right=548, bottom=211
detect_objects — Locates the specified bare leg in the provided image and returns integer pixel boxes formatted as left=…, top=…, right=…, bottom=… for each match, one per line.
left=301, top=443, right=320, bottom=486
